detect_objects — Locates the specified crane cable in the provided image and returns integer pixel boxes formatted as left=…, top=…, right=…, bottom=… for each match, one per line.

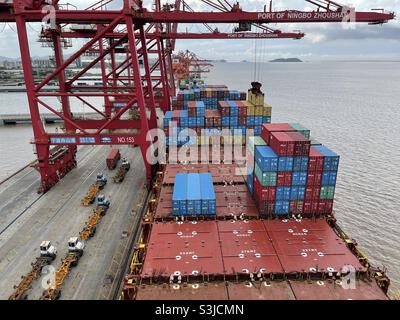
left=260, top=38, right=266, bottom=84
left=254, top=37, right=267, bottom=82
left=253, top=38, right=258, bottom=81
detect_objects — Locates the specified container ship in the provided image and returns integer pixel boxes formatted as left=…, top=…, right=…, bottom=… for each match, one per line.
left=0, top=0, right=395, bottom=301
left=120, top=81, right=391, bottom=300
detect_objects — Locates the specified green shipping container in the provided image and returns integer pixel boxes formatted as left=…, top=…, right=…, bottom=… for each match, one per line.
left=326, top=186, right=335, bottom=199
left=289, top=123, right=311, bottom=139
left=320, top=186, right=335, bottom=200
left=255, top=164, right=277, bottom=187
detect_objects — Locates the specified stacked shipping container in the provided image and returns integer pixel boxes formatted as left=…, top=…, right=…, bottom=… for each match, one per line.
left=172, top=86, right=246, bottom=110
left=165, top=87, right=272, bottom=146
left=217, top=100, right=272, bottom=137
left=247, top=123, right=340, bottom=217
left=172, top=172, right=216, bottom=215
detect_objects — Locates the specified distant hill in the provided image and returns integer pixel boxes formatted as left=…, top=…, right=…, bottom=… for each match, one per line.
left=270, top=58, right=302, bottom=62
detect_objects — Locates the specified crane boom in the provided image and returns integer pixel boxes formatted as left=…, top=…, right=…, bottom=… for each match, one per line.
left=0, top=0, right=395, bottom=193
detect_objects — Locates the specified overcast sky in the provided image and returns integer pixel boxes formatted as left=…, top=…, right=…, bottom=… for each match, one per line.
left=0, top=0, right=398, bottom=61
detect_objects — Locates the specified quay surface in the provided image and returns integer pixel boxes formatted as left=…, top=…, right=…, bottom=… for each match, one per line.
left=0, top=145, right=147, bottom=300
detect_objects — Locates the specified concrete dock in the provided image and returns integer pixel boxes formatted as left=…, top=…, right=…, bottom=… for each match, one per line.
left=0, top=145, right=147, bottom=300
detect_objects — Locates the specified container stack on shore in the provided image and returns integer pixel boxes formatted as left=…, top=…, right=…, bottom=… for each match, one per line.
left=247, top=123, right=339, bottom=217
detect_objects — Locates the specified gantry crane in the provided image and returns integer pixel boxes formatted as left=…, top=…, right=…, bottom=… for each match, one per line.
left=172, top=50, right=213, bottom=82
left=0, top=0, right=394, bottom=192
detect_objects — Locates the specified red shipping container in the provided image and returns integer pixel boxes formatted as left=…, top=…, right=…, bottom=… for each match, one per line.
left=311, top=201, right=319, bottom=213
left=187, top=102, right=196, bottom=117
left=205, top=118, right=213, bottom=128
left=106, top=148, right=120, bottom=170
left=261, top=123, right=294, bottom=145
left=305, top=186, right=321, bottom=201
left=318, top=201, right=326, bottom=214
left=289, top=201, right=304, bottom=214
left=269, top=132, right=295, bottom=156
left=214, top=117, right=221, bottom=127
left=286, top=131, right=311, bottom=156
left=303, top=201, right=312, bottom=214
left=308, top=147, right=324, bottom=172
left=306, top=171, right=322, bottom=187
left=237, top=101, right=247, bottom=116
left=254, top=175, right=276, bottom=201
left=304, top=201, right=321, bottom=215
left=205, top=110, right=213, bottom=128
left=255, top=198, right=275, bottom=216
left=238, top=116, right=247, bottom=126
left=218, top=101, right=230, bottom=116
left=276, top=172, right=292, bottom=187
left=315, top=171, right=322, bottom=186
left=284, top=172, right=292, bottom=186
left=306, top=173, right=315, bottom=187
left=325, top=200, right=333, bottom=214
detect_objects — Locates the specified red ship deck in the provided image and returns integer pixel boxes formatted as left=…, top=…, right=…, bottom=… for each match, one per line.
left=155, top=185, right=258, bottom=220
left=162, top=164, right=246, bottom=185
left=141, top=221, right=224, bottom=278
left=135, top=282, right=229, bottom=300
left=139, top=220, right=369, bottom=281
left=134, top=279, right=388, bottom=300
left=263, top=219, right=366, bottom=274
left=290, top=279, right=388, bottom=300
left=218, top=220, right=283, bottom=274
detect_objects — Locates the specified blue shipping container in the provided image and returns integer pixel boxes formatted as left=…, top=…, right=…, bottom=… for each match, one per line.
left=275, top=201, right=290, bottom=215
left=278, top=157, right=294, bottom=172
left=172, top=174, right=187, bottom=215
left=222, top=116, right=230, bottom=127
left=255, top=146, right=278, bottom=172
left=292, top=172, right=307, bottom=186
left=247, top=172, right=254, bottom=194
left=254, top=116, right=263, bottom=125
left=247, top=116, right=255, bottom=126
left=321, top=171, right=338, bottom=186
left=293, top=156, right=309, bottom=172
left=262, top=116, right=271, bottom=124
left=187, top=173, right=201, bottom=215
left=200, top=173, right=216, bottom=215
left=313, top=145, right=340, bottom=171
left=276, top=187, right=291, bottom=201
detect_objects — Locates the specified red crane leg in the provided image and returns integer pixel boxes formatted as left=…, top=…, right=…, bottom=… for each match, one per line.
left=139, top=25, right=157, bottom=130
left=125, top=16, right=153, bottom=186
left=162, top=40, right=176, bottom=98
left=15, top=17, right=76, bottom=192
left=109, top=42, right=118, bottom=99
left=156, top=38, right=171, bottom=113
left=98, top=25, right=112, bottom=118
left=51, top=31, right=77, bottom=187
